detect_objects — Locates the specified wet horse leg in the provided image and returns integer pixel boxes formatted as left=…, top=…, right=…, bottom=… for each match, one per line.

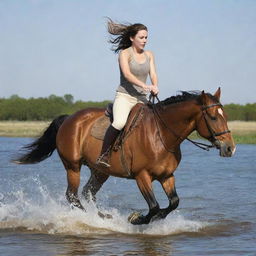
left=155, top=174, right=179, bottom=220
left=66, top=166, right=85, bottom=210
left=82, top=168, right=111, bottom=219
left=82, top=168, right=109, bottom=202
left=63, top=156, right=84, bottom=210
left=129, top=170, right=160, bottom=225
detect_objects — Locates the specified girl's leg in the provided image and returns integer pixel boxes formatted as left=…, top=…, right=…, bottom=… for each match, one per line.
left=112, top=92, right=137, bottom=130
left=96, top=93, right=137, bottom=167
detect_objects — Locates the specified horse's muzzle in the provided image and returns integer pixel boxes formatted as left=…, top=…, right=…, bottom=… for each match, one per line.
left=213, top=140, right=236, bottom=157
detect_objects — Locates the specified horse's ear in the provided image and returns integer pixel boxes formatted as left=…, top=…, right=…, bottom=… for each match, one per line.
left=200, top=90, right=207, bottom=105
left=214, top=87, right=221, bottom=101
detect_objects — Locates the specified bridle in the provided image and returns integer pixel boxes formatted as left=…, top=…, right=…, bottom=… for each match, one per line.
left=201, top=103, right=231, bottom=142
left=149, top=95, right=230, bottom=152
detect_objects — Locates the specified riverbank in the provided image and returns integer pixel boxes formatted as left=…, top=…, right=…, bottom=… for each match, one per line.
left=189, top=121, right=256, bottom=144
left=226, top=121, right=256, bottom=144
left=0, top=121, right=50, bottom=138
left=0, top=120, right=255, bottom=144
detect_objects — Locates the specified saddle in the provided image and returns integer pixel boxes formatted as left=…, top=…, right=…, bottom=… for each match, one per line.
left=91, top=103, right=145, bottom=148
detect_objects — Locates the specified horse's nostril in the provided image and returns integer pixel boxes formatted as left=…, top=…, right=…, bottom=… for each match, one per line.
left=227, top=146, right=232, bottom=152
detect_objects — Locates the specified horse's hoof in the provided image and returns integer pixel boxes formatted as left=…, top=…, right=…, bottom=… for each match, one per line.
left=104, top=213, right=113, bottom=219
left=98, top=211, right=113, bottom=219
left=150, top=211, right=166, bottom=222
left=128, top=212, right=145, bottom=225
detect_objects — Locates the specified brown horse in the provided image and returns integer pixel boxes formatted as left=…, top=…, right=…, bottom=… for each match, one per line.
left=14, top=88, right=236, bottom=225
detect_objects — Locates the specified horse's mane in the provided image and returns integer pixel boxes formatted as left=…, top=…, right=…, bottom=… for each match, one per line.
left=159, top=91, right=218, bottom=106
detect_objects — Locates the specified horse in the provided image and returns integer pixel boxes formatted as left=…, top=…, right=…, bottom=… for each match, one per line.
left=14, top=88, right=236, bottom=225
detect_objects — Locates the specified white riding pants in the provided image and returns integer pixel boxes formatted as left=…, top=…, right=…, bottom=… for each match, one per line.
left=112, top=92, right=147, bottom=131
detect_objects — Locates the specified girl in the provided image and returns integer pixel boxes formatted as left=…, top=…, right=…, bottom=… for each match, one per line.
left=96, top=18, right=159, bottom=167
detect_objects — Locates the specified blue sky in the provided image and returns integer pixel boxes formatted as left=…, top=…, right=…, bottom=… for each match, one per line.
left=0, top=0, right=255, bottom=104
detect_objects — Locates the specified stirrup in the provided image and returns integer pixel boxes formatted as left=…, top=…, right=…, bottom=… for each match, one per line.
left=96, top=154, right=110, bottom=168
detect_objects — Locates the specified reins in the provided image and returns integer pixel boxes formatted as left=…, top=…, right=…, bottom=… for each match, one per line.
left=149, top=94, right=219, bottom=152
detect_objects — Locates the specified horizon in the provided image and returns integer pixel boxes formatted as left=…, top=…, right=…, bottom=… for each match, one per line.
left=1, top=92, right=254, bottom=106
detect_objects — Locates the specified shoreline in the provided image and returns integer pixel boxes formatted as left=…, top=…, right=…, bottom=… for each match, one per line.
left=0, top=120, right=255, bottom=144
left=0, top=121, right=50, bottom=138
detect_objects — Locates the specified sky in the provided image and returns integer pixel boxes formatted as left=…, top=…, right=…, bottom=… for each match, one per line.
left=0, top=0, right=255, bottom=104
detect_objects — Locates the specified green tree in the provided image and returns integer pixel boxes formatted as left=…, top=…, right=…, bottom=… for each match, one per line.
left=64, top=94, right=74, bottom=105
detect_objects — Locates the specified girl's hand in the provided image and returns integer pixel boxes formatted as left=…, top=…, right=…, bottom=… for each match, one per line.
left=142, top=84, right=151, bottom=92
left=150, top=85, right=159, bottom=95
left=143, top=85, right=159, bottom=95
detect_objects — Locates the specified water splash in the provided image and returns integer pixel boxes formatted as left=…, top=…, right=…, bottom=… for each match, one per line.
left=0, top=175, right=207, bottom=236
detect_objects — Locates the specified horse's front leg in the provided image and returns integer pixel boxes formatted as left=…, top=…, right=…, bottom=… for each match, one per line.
left=153, top=174, right=179, bottom=220
left=129, top=170, right=160, bottom=225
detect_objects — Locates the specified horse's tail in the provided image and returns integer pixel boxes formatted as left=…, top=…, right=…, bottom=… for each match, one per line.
left=13, top=115, right=69, bottom=164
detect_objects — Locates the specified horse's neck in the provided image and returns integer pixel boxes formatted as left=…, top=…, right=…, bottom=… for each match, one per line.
left=169, top=101, right=199, bottom=129
left=154, top=101, right=199, bottom=145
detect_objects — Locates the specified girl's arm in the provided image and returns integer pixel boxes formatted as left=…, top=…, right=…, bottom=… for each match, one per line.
left=147, top=51, right=159, bottom=94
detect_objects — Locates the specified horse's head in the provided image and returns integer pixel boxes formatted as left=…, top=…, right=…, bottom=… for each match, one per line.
left=195, top=88, right=236, bottom=157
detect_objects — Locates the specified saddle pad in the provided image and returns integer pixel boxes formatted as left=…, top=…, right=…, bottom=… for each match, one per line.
left=91, top=115, right=111, bottom=140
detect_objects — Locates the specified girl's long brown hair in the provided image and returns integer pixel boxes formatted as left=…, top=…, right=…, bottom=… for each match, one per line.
left=106, top=17, right=147, bottom=53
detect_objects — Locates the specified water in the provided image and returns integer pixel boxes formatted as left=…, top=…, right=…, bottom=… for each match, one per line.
left=0, top=137, right=255, bottom=256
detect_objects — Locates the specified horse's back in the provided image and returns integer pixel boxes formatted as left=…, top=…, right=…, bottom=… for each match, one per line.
left=58, top=107, right=104, bottom=136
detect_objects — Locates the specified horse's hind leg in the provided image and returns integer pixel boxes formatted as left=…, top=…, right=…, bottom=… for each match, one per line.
left=64, top=160, right=84, bottom=210
left=82, top=168, right=109, bottom=202
left=82, top=168, right=111, bottom=219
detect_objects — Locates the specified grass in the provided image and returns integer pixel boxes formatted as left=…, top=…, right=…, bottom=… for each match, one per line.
left=0, top=121, right=50, bottom=137
left=227, top=121, right=256, bottom=144
left=0, top=120, right=255, bottom=144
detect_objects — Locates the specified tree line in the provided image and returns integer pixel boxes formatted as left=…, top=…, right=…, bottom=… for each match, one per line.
left=224, top=103, right=256, bottom=121
left=0, top=94, right=110, bottom=121
left=0, top=94, right=255, bottom=121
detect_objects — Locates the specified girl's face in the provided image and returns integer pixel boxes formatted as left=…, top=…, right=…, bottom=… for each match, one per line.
left=130, top=29, right=148, bottom=51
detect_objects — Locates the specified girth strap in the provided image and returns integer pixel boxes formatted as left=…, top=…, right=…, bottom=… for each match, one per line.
left=114, top=105, right=145, bottom=178
left=120, top=143, right=133, bottom=178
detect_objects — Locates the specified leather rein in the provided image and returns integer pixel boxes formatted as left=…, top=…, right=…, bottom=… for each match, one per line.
left=149, top=95, right=231, bottom=152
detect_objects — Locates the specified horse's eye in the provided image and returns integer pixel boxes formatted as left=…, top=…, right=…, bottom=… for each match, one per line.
left=207, top=113, right=217, bottom=121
